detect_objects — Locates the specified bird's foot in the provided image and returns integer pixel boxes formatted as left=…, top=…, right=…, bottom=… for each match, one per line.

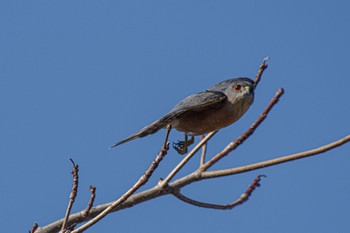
left=173, top=135, right=194, bottom=155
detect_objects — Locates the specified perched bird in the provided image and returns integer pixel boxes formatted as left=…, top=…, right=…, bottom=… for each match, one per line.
left=111, top=77, right=255, bottom=153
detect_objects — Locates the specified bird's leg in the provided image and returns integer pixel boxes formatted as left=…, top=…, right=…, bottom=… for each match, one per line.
left=173, top=134, right=195, bottom=155
left=186, top=134, right=195, bottom=150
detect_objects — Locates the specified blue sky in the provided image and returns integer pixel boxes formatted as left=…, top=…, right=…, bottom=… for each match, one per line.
left=1, top=1, right=349, bottom=232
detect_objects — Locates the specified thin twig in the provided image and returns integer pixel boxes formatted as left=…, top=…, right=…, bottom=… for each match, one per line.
left=239, top=174, right=266, bottom=202
left=81, top=186, right=96, bottom=219
left=200, top=88, right=284, bottom=172
left=253, top=56, right=269, bottom=89
left=199, top=135, right=207, bottom=166
left=71, top=125, right=172, bottom=233
left=65, top=186, right=96, bottom=231
left=29, top=222, right=38, bottom=233
left=171, top=175, right=265, bottom=209
left=159, top=131, right=218, bottom=188
left=202, top=134, right=350, bottom=179
left=61, top=159, right=79, bottom=232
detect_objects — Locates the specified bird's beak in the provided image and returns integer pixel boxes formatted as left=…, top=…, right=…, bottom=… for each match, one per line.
left=244, top=85, right=253, bottom=94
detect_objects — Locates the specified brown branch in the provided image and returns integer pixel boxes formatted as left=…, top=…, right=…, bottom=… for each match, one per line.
left=200, top=88, right=284, bottom=172
left=201, top=134, right=350, bottom=179
left=171, top=175, right=265, bottom=209
left=240, top=174, right=266, bottom=201
left=159, top=130, right=218, bottom=188
left=35, top=134, right=350, bottom=233
left=199, top=135, right=207, bottom=166
left=61, top=159, right=79, bottom=232
left=253, top=56, right=269, bottom=89
left=29, top=222, right=38, bottom=233
left=65, top=186, right=96, bottom=231
left=81, top=186, right=96, bottom=219
left=71, top=125, right=172, bottom=233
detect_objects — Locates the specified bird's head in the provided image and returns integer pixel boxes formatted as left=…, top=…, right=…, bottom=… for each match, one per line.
left=209, top=77, right=254, bottom=103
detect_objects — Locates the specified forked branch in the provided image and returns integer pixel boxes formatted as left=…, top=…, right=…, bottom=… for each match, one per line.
left=171, top=175, right=265, bottom=209
left=201, top=134, right=350, bottom=179
left=71, top=125, right=172, bottom=233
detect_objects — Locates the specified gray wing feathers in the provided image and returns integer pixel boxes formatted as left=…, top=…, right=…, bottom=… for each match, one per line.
left=171, top=90, right=227, bottom=112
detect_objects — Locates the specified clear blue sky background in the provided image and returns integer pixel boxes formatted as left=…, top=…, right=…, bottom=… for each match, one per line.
left=1, top=1, right=349, bottom=233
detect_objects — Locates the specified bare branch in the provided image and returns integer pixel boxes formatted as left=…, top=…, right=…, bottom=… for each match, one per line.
left=200, top=88, right=284, bottom=172
left=61, top=159, right=79, bottom=232
left=64, top=186, right=97, bottom=232
left=199, top=135, right=207, bottom=166
left=201, top=134, right=350, bottom=179
left=253, top=56, right=269, bottom=89
left=71, top=125, right=172, bottom=233
left=35, top=134, right=350, bottom=233
left=81, top=186, right=96, bottom=219
left=172, top=175, right=265, bottom=209
left=159, top=131, right=218, bottom=188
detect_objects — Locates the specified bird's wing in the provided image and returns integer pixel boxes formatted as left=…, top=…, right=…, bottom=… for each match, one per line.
left=171, top=90, right=227, bottom=112
left=110, top=90, right=227, bottom=148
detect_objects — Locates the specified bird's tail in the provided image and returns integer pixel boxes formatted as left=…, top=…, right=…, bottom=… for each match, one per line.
left=110, top=112, right=177, bottom=148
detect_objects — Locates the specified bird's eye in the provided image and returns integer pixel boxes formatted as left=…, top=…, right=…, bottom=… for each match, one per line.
left=233, top=85, right=242, bottom=91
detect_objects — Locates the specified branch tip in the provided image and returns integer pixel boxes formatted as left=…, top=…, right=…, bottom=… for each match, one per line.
left=70, top=158, right=75, bottom=167
left=263, top=56, right=270, bottom=63
left=29, top=222, right=38, bottom=233
left=253, top=56, right=270, bottom=89
left=81, top=186, right=96, bottom=219
left=61, top=159, right=79, bottom=232
left=277, top=88, right=284, bottom=95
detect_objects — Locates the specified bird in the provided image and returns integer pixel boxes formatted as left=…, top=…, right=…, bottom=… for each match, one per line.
left=111, top=77, right=255, bottom=153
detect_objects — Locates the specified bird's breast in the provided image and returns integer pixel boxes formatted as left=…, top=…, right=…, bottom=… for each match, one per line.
left=172, top=94, right=253, bottom=135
